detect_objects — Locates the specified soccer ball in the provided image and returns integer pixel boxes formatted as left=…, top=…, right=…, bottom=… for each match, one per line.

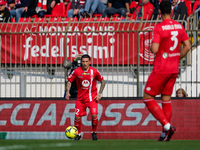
left=65, top=126, right=78, bottom=139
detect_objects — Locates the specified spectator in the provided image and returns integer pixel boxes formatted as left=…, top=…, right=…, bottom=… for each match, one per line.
left=0, top=0, right=10, bottom=22
left=67, top=0, right=85, bottom=20
left=101, top=0, right=108, bottom=5
left=102, top=0, right=130, bottom=18
left=23, top=0, right=60, bottom=18
left=80, top=0, right=106, bottom=18
left=171, top=0, right=187, bottom=20
left=176, top=88, right=187, bottom=97
left=150, top=0, right=161, bottom=20
left=130, top=0, right=154, bottom=20
left=8, top=0, right=27, bottom=22
left=193, top=1, right=200, bottom=21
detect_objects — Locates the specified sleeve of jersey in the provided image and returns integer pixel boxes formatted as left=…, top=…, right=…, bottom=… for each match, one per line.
left=181, top=29, right=189, bottom=42
left=67, top=70, right=76, bottom=83
left=152, top=25, right=161, bottom=43
left=95, top=70, right=104, bottom=82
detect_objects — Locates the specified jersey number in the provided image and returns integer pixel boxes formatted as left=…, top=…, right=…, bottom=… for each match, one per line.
left=75, top=109, right=80, bottom=115
left=170, top=31, right=178, bottom=51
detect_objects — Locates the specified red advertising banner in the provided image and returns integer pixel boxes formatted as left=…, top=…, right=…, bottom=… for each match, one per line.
left=0, top=23, right=155, bottom=65
left=0, top=99, right=199, bottom=140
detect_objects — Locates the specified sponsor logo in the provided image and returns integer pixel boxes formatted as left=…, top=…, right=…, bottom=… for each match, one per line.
left=169, top=53, right=180, bottom=57
left=0, top=101, right=160, bottom=129
left=82, top=80, right=90, bottom=87
left=162, top=52, right=168, bottom=59
left=139, top=26, right=155, bottom=62
left=146, top=87, right=151, bottom=91
left=82, top=73, right=90, bottom=75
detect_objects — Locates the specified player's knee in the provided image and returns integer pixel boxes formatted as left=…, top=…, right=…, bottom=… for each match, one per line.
left=75, top=116, right=81, bottom=120
left=161, top=95, right=171, bottom=101
left=143, top=92, right=155, bottom=100
left=91, top=115, right=97, bottom=119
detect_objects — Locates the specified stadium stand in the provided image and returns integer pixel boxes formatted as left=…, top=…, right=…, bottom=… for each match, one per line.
left=18, top=17, right=32, bottom=22
left=34, top=17, right=47, bottom=22
left=64, top=17, right=78, bottom=22
left=112, top=16, right=125, bottom=21
left=96, top=17, right=109, bottom=21
left=48, top=17, right=63, bottom=22
left=192, top=0, right=200, bottom=13
left=80, top=17, right=94, bottom=21
left=93, top=14, right=102, bottom=18
left=7, top=0, right=197, bottom=23
left=184, top=0, right=192, bottom=16
left=45, top=2, right=66, bottom=17
left=65, top=2, right=72, bottom=16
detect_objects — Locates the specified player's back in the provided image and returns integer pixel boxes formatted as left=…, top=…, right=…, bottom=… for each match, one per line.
left=153, top=19, right=189, bottom=74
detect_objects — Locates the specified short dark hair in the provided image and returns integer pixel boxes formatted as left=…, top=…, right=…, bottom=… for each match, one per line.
left=81, top=54, right=91, bottom=61
left=159, top=1, right=171, bottom=15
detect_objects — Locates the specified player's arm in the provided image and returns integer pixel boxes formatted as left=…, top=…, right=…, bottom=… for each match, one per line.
left=95, top=79, right=106, bottom=101
left=65, top=81, right=72, bottom=100
left=180, top=39, right=191, bottom=59
left=151, top=42, right=160, bottom=54
left=151, top=25, right=160, bottom=54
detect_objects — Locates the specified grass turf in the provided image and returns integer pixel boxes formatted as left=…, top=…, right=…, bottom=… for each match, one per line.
left=0, top=140, right=200, bottom=150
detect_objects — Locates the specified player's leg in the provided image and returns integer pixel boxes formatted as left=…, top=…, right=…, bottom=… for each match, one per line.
left=143, top=92, right=170, bottom=130
left=91, top=114, right=98, bottom=133
left=161, top=95, right=172, bottom=124
left=159, top=74, right=178, bottom=141
left=88, top=101, right=98, bottom=141
left=74, top=101, right=87, bottom=140
left=91, top=114, right=98, bottom=141
left=143, top=72, right=171, bottom=131
left=158, top=95, right=174, bottom=141
left=74, top=116, right=82, bottom=135
left=74, top=116, right=82, bottom=140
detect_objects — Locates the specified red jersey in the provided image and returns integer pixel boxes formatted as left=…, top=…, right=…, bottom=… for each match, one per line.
left=67, top=66, right=104, bottom=102
left=152, top=19, right=189, bottom=74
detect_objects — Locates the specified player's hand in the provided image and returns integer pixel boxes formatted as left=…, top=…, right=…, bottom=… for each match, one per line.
left=95, top=93, right=101, bottom=101
left=65, top=93, right=71, bottom=100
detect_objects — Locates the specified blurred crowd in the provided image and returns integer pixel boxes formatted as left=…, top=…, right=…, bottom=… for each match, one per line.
left=0, top=0, right=199, bottom=22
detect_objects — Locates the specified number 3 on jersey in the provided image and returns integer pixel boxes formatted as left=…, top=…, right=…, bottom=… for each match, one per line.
left=170, top=31, right=178, bottom=51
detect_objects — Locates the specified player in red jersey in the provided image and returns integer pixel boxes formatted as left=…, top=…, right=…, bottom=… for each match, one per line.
left=143, top=1, right=190, bottom=141
left=65, top=54, right=106, bottom=141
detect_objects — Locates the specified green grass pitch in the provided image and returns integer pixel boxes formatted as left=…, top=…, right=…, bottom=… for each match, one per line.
left=0, top=140, right=200, bottom=150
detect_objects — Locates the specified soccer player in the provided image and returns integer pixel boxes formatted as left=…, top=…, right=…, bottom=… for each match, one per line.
left=65, top=54, right=106, bottom=141
left=143, top=1, right=190, bottom=141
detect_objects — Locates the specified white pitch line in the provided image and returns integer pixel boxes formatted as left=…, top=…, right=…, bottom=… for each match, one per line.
left=0, top=145, right=27, bottom=150
left=0, top=143, right=72, bottom=150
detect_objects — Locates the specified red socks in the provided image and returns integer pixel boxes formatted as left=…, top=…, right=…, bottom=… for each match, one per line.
left=162, top=101, right=172, bottom=123
left=144, top=99, right=169, bottom=126
left=74, top=117, right=81, bottom=134
left=92, top=116, right=98, bottom=133
left=74, top=116, right=98, bottom=134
